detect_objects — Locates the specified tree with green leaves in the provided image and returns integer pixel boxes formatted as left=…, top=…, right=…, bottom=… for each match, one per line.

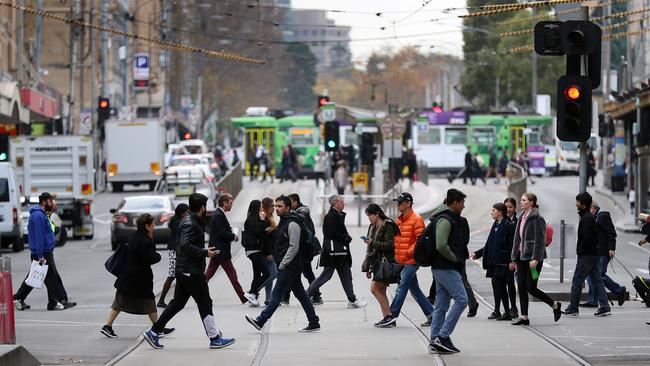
left=280, top=43, right=318, bottom=112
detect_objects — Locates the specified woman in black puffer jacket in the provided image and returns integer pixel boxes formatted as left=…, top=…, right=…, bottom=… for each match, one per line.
left=242, top=200, right=270, bottom=306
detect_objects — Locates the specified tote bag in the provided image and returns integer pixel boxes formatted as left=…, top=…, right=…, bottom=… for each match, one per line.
left=25, top=260, right=49, bottom=289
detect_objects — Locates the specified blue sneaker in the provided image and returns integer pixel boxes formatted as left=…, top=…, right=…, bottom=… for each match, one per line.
left=143, top=329, right=163, bottom=349
left=210, top=335, right=236, bottom=349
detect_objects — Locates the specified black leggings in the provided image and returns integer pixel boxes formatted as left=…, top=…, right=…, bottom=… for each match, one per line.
left=516, top=260, right=555, bottom=316
left=492, top=276, right=509, bottom=314
left=248, top=252, right=270, bottom=295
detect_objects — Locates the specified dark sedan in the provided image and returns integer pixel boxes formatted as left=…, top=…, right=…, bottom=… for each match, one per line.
left=110, top=195, right=175, bottom=250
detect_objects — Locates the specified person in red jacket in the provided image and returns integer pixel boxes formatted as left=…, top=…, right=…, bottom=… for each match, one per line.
left=376, top=192, right=434, bottom=328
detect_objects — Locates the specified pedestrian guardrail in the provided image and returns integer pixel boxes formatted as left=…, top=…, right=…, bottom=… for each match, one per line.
left=216, top=161, right=243, bottom=199
left=317, top=184, right=402, bottom=226
left=507, top=161, right=527, bottom=201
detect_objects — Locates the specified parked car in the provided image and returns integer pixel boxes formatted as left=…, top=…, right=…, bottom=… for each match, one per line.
left=0, top=163, right=24, bottom=252
left=155, top=165, right=218, bottom=216
left=110, top=195, right=174, bottom=251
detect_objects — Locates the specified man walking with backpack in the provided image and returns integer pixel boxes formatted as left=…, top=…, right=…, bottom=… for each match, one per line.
left=563, top=192, right=612, bottom=317
left=582, top=201, right=626, bottom=308
left=307, top=195, right=366, bottom=308
left=376, top=192, right=433, bottom=328
left=429, top=189, right=469, bottom=354
left=245, top=195, right=320, bottom=333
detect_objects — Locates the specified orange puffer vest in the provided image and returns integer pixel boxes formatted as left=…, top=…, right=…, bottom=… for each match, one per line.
left=394, top=210, right=425, bottom=265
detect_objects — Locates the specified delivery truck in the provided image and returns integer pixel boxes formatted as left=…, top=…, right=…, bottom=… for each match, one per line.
left=105, top=119, right=165, bottom=192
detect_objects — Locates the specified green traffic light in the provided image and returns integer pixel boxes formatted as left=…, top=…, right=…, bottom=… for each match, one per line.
left=0, top=153, right=6, bottom=161
left=327, top=140, right=336, bottom=149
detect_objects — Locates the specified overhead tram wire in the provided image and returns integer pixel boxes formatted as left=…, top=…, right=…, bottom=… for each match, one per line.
left=0, top=1, right=264, bottom=64
left=460, top=0, right=585, bottom=18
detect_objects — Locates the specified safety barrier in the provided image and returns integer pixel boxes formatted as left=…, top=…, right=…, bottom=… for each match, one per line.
left=0, top=257, right=15, bottom=344
left=506, top=161, right=527, bottom=201
left=216, top=161, right=243, bottom=199
left=416, top=161, right=428, bottom=185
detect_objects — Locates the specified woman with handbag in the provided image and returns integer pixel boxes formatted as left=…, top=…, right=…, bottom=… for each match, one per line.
left=471, top=203, right=515, bottom=321
left=242, top=200, right=271, bottom=306
left=361, top=204, right=401, bottom=326
left=101, top=214, right=173, bottom=338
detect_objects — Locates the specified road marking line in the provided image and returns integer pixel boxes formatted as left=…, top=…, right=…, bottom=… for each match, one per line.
left=628, top=241, right=650, bottom=254
left=543, top=262, right=560, bottom=271
left=637, top=268, right=650, bottom=274
left=17, top=319, right=149, bottom=326
left=94, top=218, right=111, bottom=225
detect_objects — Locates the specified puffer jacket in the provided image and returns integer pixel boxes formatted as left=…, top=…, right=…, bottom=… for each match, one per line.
left=394, top=209, right=425, bottom=265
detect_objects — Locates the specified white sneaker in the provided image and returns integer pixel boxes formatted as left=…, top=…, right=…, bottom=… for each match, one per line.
left=244, top=293, right=260, bottom=307
left=347, top=299, right=367, bottom=309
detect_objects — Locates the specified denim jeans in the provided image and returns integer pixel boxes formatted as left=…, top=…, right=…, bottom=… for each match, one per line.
left=430, top=268, right=468, bottom=339
left=257, top=269, right=319, bottom=326
left=586, top=255, right=625, bottom=305
left=568, top=255, right=610, bottom=311
left=390, top=264, right=433, bottom=318
left=259, top=259, right=278, bottom=301
left=307, top=264, right=356, bottom=302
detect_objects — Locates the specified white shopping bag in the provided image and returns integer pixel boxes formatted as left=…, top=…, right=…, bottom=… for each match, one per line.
left=25, top=260, right=49, bottom=289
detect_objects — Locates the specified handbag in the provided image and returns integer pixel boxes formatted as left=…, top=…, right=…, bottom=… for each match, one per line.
left=105, top=244, right=128, bottom=277
left=372, top=257, right=403, bottom=284
left=25, top=260, right=49, bottom=289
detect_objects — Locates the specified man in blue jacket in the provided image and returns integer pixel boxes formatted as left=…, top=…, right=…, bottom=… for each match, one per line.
left=13, top=192, right=75, bottom=311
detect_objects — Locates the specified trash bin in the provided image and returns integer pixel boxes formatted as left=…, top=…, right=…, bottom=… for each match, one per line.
left=0, top=257, right=15, bottom=344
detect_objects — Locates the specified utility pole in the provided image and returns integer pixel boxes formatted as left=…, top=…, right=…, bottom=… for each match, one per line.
left=578, top=6, right=589, bottom=193
left=531, top=3, right=538, bottom=111
left=17, top=0, right=24, bottom=85
left=101, top=0, right=109, bottom=97
left=34, top=0, right=43, bottom=82
left=602, top=2, right=611, bottom=181
left=495, top=76, right=500, bottom=110
left=148, top=12, right=153, bottom=118
left=68, top=0, right=81, bottom=134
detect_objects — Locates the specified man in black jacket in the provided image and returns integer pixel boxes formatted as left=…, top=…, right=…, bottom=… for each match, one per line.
left=245, top=195, right=320, bottom=332
left=564, top=192, right=611, bottom=317
left=582, top=201, right=626, bottom=307
left=307, top=195, right=366, bottom=308
left=204, top=193, right=248, bottom=305
left=144, top=193, right=235, bottom=350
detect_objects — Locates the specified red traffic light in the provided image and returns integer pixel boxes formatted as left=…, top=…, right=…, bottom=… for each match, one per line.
left=318, top=95, right=330, bottom=107
left=564, top=85, right=581, bottom=101
left=432, top=106, right=443, bottom=113
left=184, top=133, right=191, bottom=140
left=98, top=98, right=109, bottom=109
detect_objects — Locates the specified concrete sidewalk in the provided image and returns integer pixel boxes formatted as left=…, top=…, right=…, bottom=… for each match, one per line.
left=109, top=178, right=581, bottom=366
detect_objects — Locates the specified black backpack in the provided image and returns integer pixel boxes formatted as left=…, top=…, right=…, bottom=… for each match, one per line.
left=414, top=213, right=454, bottom=267
left=285, top=214, right=316, bottom=262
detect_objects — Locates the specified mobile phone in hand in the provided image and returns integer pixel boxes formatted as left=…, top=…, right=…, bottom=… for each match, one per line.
left=360, top=236, right=369, bottom=241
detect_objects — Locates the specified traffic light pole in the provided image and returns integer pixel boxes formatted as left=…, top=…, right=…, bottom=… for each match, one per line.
left=578, top=6, right=589, bottom=194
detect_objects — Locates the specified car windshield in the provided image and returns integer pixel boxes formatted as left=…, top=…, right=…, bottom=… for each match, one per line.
left=0, top=178, right=9, bottom=202
left=120, top=197, right=169, bottom=211
left=171, top=158, right=202, bottom=166
left=184, top=145, right=203, bottom=154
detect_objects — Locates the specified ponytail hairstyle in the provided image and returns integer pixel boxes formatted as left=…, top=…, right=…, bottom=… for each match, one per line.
left=365, top=203, right=389, bottom=221
left=522, top=192, right=539, bottom=209
left=492, top=202, right=507, bottom=217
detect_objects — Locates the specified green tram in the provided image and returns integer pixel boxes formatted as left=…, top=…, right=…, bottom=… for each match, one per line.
left=230, top=115, right=321, bottom=177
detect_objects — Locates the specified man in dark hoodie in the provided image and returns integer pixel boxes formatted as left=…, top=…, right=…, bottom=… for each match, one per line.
left=14, top=192, right=75, bottom=311
left=429, top=189, right=469, bottom=354
left=144, top=193, right=235, bottom=350
left=563, top=192, right=611, bottom=317
left=245, top=195, right=320, bottom=333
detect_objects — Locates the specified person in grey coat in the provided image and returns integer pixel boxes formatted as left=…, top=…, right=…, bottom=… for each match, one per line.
left=510, top=192, right=562, bottom=326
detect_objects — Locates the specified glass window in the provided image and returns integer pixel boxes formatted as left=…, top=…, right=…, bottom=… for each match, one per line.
left=417, top=127, right=441, bottom=144
left=527, top=131, right=541, bottom=145
left=560, top=141, right=579, bottom=151
left=289, top=128, right=316, bottom=146
left=445, top=128, right=467, bottom=145
left=312, top=29, right=317, bottom=36
left=0, top=178, right=9, bottom=202
left=122, top=197, right=168, bottom=210
left=470, top=127, right=495, bottom=146
left=321, top=29, right=326, bottom=36
left=344, top=129, right=357, bottom=146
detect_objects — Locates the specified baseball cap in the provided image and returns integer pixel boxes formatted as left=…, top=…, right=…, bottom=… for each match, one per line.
left=38, top=192, right=56, bottom=203
left=393, top=192, right=414, bottom=204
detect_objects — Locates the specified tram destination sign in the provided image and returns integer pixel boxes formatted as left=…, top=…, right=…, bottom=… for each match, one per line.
left=418, top=111, right=467, bottom=125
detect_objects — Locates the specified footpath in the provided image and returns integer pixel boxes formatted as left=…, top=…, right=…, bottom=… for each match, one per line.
left=109, top=178, right=580, bottom=366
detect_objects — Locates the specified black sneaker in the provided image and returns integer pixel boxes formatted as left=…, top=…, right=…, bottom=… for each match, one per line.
left=428, top=343, right=439, bottom=354
left=421, top=315, right=432, bottom=327
left=579, top=302, right=597, bottom=308
left=617, top=288, right=627, bottom=306
left=594, top=308, right=611, bottom=317
left=311, top=296, right=324, bottom=305
left=467, top=303, right=478, bottom=317
left=158, top=328, right=175, bottom=338
left=14, top=299, right=30, bottom=311
left=62, top=301, right=77, bottom=309
left=562, top=307, right=578, bottom=316
left=100, top=325, right=118, bottom=338
left=280, top=299, right=290, bottom=306
left=299, top=323, right=321, bottom=332
left=433, top=336, right=460, bottom=353
left=488, top=311, right=501, bottom=320
left=374, top=315, right=397, bottom=328
left=245, top=314, right=263, bottom=332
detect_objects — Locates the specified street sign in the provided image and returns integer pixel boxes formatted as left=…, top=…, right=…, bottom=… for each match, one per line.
left=79, top=109, right=92, bottom=135
left=352, top=172, right=368, bottom=193
left=133, top=53, right=150, bottom=91
left=380, top=115, right=406, bottom=139
left=317, top=102, right=336, bottom=123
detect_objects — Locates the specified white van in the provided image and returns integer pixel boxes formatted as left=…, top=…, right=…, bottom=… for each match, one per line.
left=179, top=139, right=209, bottom=155
left=0, top=162, right=24, bottom=252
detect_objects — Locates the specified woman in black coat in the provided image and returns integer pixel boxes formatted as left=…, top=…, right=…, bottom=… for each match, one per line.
left=157, top=203, right=189, bottom=308
left=242, top=200, right=270, bottom=305
left=472, top=203, right=515, bottom=321
left=100, top=214, right=172, bottom=339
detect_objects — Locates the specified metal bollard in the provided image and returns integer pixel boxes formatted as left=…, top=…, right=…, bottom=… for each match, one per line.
left=560, top=220, right=566, bottom=283
left=0, top=256, right=15, bottom=344
left=357, top=194, right=362, bottom=227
